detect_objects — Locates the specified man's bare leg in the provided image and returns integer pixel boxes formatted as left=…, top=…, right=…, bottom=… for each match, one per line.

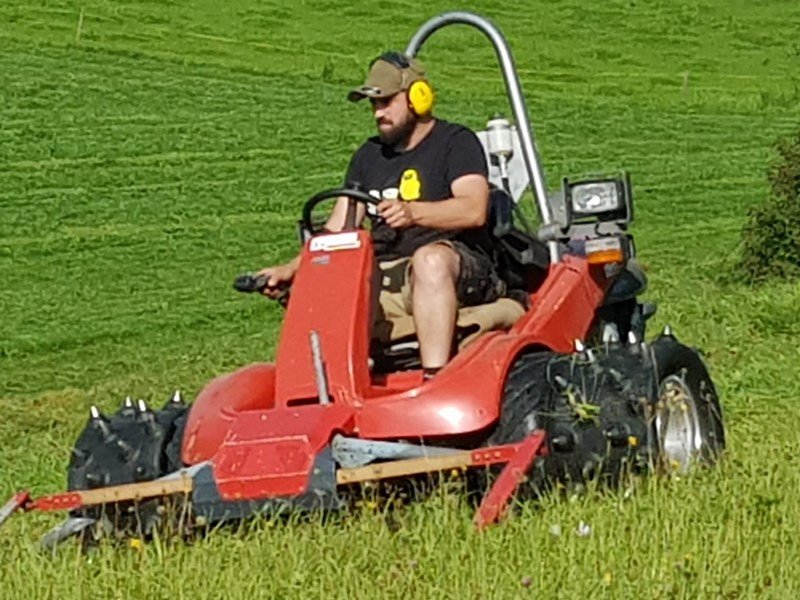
left=410, top=244, right=460, bottom=369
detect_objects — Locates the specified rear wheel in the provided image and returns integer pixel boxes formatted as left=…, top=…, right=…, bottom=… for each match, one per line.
left=488, top=347, right=653, bottom=492
left=489, top=335, right=725, bottom=491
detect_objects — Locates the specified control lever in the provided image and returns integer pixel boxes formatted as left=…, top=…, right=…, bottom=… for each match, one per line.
left=233, top=274, right=290, bottom=306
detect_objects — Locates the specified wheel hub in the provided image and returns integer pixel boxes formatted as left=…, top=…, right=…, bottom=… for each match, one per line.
left=655, top=374, right=702, bottom=473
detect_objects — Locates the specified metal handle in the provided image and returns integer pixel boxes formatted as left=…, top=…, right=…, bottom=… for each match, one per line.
left=405, top=11, right=562, bottom=262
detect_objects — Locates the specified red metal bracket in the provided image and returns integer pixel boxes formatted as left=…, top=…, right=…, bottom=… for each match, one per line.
left=474, top=431, right=548, bottom=529
left=0, top=491, right=31, bottom=529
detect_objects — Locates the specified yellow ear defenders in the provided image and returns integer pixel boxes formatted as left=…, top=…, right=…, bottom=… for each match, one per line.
left=376, top=51, right=435, bottom=117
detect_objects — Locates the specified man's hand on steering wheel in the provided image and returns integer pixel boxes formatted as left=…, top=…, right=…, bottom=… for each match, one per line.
left=302, top=187, right=381, bottom=235
left=378, top=199, right=416, bottom=228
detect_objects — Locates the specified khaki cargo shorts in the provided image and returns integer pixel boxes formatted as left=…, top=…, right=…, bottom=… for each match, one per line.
left=376, top=240, right=506, bottom=321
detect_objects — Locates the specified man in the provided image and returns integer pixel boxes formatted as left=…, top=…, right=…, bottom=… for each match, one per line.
left=258, top=51, right=504, bottom=377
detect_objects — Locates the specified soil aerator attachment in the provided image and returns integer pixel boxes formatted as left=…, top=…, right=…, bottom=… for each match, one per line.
left=2, top=12, right=725, bottom=544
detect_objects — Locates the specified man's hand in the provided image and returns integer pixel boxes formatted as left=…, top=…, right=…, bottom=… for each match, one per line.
left=256, top=259, right=299, bottom=299
left=378, top=200, right=416, bottom=229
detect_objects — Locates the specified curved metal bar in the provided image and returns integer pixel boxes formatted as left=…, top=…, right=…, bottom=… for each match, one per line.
left=405, top=12, right=555, bottom=231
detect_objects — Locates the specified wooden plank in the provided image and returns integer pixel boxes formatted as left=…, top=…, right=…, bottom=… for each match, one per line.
left=336, top=451, right=474, bottom=484
left=30, top=475, right=194, bottom=512
left=79, top=475, right=193, bottom=505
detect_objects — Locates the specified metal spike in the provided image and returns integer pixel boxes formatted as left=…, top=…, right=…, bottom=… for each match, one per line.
left=116, top=439, right=134, bottom=460
left=602, top=323, right=620, bottom=344
left=171, top=390, right=183, bottom=405
left=662, top=324, right=674, bottom=337
left=90, top=405, right=111, bottom=437
left=124, top=396, right=134, bottom=409
left=627, top=330, right=639, bottom=345
left=574, top=339, right=586, bottom=353
left=137, top=399, right=148, bottom=413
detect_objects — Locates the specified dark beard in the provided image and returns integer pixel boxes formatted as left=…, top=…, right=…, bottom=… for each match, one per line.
left=377, top=113, right=417, bottom=149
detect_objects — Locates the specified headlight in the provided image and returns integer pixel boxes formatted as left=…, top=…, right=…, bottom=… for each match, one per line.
left=571, top=181, right=620, bottom=214
left=563, top=173, right=632, bottom=224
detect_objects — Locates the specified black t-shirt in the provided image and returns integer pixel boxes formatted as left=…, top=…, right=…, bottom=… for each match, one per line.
left=344, top=119, right=489, bottom=261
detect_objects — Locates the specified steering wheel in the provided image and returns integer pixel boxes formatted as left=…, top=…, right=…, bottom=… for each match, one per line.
left=301, top=187, right=381, bottom=235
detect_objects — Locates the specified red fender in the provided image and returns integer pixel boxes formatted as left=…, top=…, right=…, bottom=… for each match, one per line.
left=182, top=363, right=276, bottom=464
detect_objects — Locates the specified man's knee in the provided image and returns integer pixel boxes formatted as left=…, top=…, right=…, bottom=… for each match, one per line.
left=410, top=243, right=459, bottom=286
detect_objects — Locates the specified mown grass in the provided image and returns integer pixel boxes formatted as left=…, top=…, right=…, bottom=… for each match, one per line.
left=1, top=0, right=799, bottom=597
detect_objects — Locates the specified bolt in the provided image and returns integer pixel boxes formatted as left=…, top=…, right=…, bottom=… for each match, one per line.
left=662, top=324, right=674, bottom=338
left=137, top=399, right=149, bottom=413
left=604, top=423, right=631, bottom=447
left=627, top=331, right=639, bottom=345
left=574, top=339, right=586, bottom=353
left=90, top=405, right=101, bottom=420
left=551, top=433, right=575, bottom=452
left=171, top=390, right=183, bottom=405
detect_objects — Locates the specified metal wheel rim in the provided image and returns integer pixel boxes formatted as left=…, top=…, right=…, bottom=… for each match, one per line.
left=654, top=374, right=703, bottom=474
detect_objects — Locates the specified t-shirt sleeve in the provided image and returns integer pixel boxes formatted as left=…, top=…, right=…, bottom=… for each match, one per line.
left=445, top=127, right=489, bottom=187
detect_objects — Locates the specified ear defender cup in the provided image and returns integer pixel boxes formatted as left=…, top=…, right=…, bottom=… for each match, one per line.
left=408, top=79, right=434, bottom=117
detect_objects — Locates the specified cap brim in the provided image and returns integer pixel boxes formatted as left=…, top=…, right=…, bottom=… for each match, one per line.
left=347, top=85, right=400, bottom=102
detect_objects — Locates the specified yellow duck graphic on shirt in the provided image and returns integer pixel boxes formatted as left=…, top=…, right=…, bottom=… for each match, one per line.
left=399, top=169, right=422, bottom=201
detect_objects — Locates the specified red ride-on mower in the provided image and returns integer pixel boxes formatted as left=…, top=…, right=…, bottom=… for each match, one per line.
left=2, top=12, right=725, bottom=546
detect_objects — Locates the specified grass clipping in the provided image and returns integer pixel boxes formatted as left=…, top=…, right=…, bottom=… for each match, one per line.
left=738, top=128, right=800, bottom=282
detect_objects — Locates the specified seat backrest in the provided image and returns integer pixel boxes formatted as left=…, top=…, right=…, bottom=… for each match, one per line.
left=487, top=188, right=550, bottom=291
left=488, top=187, right=515, bottom=238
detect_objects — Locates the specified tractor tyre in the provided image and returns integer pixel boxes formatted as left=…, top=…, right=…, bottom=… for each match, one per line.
left=488, top=345, right=664, bottom=493
left=164, top=411, right=188, bottom=473
left=485, top=351, right=554, bottom=446
left=66, top=398, right=188, bottom=529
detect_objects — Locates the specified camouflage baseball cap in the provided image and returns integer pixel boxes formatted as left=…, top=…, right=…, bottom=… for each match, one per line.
left=347, top=52, right=427, bottom=102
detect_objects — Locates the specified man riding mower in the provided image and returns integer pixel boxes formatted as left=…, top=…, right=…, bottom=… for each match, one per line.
left=1, top=12, right=724, bottom=545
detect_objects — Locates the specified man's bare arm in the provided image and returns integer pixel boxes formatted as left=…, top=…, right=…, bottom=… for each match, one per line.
left=323, top=197, right=368, bottom=231
left=378, top=174, right=489, bottom=230
left=257, top=196, right=366, bottom=295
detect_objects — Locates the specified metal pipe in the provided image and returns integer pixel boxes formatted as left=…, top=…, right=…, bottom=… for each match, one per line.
left=405, top=12, right=555, bottom=231
left=309, top=330, right=331, bottom=404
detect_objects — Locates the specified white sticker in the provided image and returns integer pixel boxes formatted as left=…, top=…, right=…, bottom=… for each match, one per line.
left=309, top=231, right=362, bottom=252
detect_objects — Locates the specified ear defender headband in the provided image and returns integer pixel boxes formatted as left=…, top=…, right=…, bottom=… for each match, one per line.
left=376, top=51, right=435, bottom=117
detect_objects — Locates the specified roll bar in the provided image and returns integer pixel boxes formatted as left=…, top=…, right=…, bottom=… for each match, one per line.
left=405, top=12, right=558, bottom=237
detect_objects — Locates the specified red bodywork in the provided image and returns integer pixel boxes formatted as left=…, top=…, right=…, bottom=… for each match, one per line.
left=183, top=230, right=612, bottom=503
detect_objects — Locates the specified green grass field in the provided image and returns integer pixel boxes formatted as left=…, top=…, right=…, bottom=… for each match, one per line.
left=2, top=0, right=800, bottom=597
